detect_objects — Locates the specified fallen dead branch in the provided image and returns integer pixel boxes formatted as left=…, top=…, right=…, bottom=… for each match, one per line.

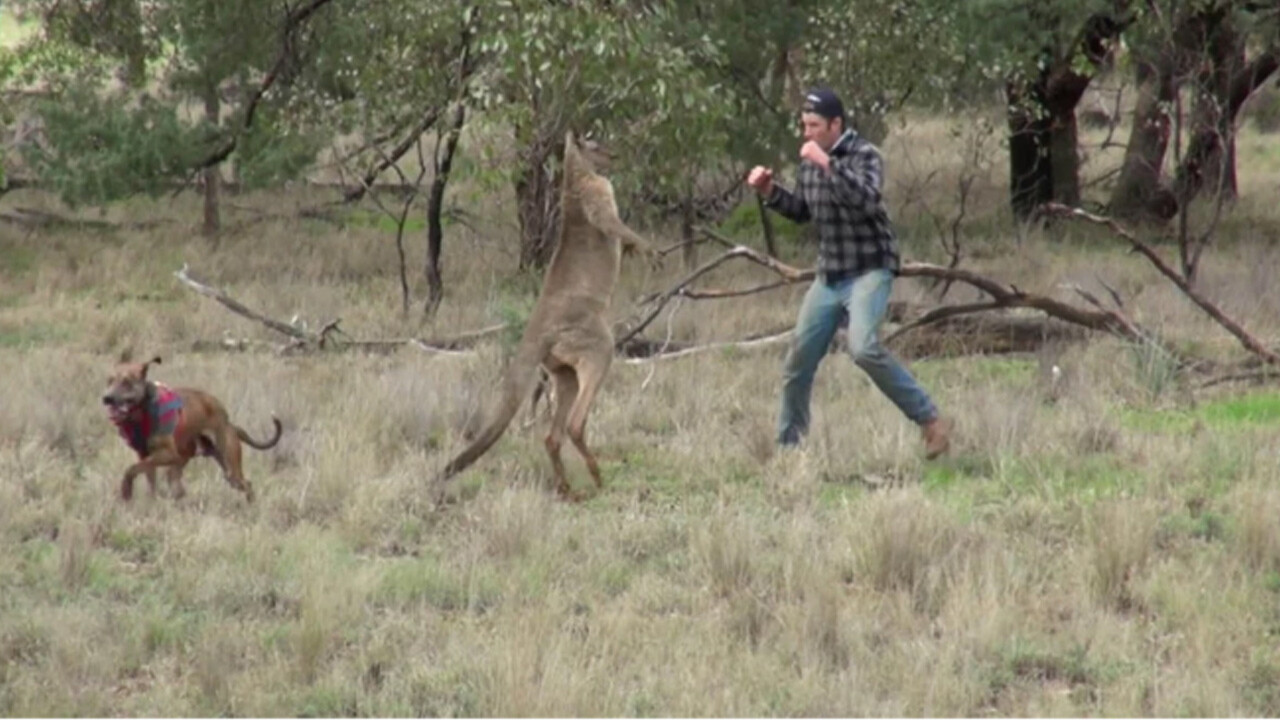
left=0, top=207, right=173, bottom=232
left=1197, top=368, right=1280, bottom=389
left=176, top=264, right=313, bottom=342
left=174, top=264, right=503, bottom=355
left=1040, top=202, right=1280, bottom=367
left=617, top=230, right=1150, bottom=358
left=622, top=329, right=794, bottom=364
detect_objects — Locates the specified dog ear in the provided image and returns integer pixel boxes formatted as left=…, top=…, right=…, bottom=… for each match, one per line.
left=142, top=356, right=162, bottom=376
left=118, top=346, right=134, bottom=363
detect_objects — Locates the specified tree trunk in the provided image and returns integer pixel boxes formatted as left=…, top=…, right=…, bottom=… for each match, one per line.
left=201, top=85, right=221, bottom=240
left=515, top=129, right=561, bottom=270
left=1176, top=17, right=1239, bottom=205
left=1047, top=92, right=1083, bottom=206
left=1109, top=57, right=1178, bottom=222
left=680, top=192, right=697, bottom=271
left=1176, top=45, right=1279, bottom=208
left=1006, top=10, right=1130, bottom=218
left=1006, top=79, right=1053, bottom=221
left=1043, top=62, right=1106, bottom=208
left=515, top=168, right=558, bottom=270
left=424, top=100, right=467, bottom=320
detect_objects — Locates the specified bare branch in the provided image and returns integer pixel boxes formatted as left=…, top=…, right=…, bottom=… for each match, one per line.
left=341, top=106, right=444, bottom=203
left=1198, top=368, right=1280, bottom=389
left=670, top=280, right=793, bottom=300
left=176, top=0, right=341, bottom=192
left=621, top=231, right=1149, bottom=355
left=1041, top=202, right=1280, bottom=366
left=881, top=301, right=1004, bottom=346
left=618, top=241, right=810, bottom=348
left=1096, top=273, right=1127, bottom=309
left=175, top=264, right=505, bottom=353
left=622, top=329, right=795, bottom=364
left=175, top=264, right=314, bottom=342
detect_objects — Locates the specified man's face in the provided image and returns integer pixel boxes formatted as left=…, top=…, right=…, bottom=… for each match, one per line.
left=801, top=112, right=843, bottom=152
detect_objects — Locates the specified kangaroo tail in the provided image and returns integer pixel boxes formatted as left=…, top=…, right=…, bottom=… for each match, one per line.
left=237, top=416, right=283, bottom=450
left=437, top=336, right=549, bottom=484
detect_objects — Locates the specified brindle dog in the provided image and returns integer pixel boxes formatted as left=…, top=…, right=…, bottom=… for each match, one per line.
left=102, top=355, right=282, bottom=502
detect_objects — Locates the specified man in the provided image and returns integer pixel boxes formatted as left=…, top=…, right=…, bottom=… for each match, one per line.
left=747, top=86, right=952, bottom=459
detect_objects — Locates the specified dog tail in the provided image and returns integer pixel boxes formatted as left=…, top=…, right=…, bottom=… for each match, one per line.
left=436, top=334, right=550, bottom=484
left=237, top=416, right=283, bottom=450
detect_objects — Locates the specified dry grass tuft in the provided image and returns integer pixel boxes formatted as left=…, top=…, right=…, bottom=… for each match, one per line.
left=1083, top=497, right=1159, bottom=612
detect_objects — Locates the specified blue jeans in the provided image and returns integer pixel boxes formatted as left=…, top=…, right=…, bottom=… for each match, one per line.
left=776, top=268, right=938, bottom=446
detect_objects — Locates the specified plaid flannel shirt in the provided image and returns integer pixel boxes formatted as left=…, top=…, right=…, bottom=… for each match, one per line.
left=764, top=129, right=900, bottom=279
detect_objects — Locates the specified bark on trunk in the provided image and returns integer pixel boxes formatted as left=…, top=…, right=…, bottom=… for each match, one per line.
left=681, top=193, right=697, bottom=271
left=1109, top=58, right=1178, bottom=222
left=1006, top=10, right=1130, bottom=219
left=515, top=133, right=561, bottom=270
left=1176, top=45, right=1279, bottom=207
left=1048, top=98, right=1082, bottom=207
left=424, top=101, right=468, bottom=320
left=1007, top=80, right=1054, bottom=221
left=202, top=85, right=221, bottom=240
left=1043, top=66, right=1101, bottom=208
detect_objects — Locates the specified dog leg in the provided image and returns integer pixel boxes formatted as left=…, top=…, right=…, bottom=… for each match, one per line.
left=121, top=445, right=183, bottom=502
left=164, top=466, right=187, bottom=500
left=215, top=424, right=254, bottom=502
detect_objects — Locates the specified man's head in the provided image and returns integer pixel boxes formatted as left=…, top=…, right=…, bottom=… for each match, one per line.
left=800, top=87, right=846, bottom=151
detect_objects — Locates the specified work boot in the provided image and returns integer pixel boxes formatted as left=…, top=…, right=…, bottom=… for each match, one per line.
left=921, top=416, right=953, bottom=460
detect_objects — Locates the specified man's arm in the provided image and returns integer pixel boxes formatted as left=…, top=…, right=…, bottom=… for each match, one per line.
left=827, top=145, right=884, bottom=214
left=764, top=183, right=811, bottom=224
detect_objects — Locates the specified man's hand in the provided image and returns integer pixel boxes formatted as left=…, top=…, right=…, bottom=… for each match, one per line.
left=747, top=165, right=774, bottom=196
left=800, top=141, right=830, bottom=172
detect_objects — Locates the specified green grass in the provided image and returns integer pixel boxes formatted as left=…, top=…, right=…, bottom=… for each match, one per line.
left=346, top=208, right=427, bottom=234
left=1121, top=392, right=1280, bottom=433
left=922, top=451, right=1131, bottom=506
left=0, top=320, right=70, bottom=348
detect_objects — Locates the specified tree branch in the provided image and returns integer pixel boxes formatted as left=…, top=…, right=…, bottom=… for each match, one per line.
left=619, top=230, right=1150, bottom=354
left=1040, top=202, right=1280, bottom=366
left=177, top=0, right=341, bottom=190
left=341, top=106, right=444, bottom=203
left=174, top=264, right=505, bottom=353
left=175, top=264, right=313, bottom=341
left=621, top=329, right=794, bottom=364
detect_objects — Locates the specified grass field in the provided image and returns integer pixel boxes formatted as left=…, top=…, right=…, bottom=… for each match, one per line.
left=3, top=108, right=1280, bottom=716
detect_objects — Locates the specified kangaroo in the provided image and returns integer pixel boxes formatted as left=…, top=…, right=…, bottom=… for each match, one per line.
left=434, top=131, right=658, bottom=501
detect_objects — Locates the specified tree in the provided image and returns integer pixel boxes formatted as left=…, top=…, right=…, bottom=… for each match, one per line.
left=1171, top=4, right=1279, bottom=208
left=5, top=0, right=337, bottom=235
left=468, top=0, right=685, bottom=269
left=955, top=0, right=1136, bottom=220
left=1108, top=0, right=1279, bottom=223
left=301, top=0, right=479, bottom=318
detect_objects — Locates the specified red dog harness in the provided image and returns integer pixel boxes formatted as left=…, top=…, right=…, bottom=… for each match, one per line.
left=111, top=382, right=184, bottom=458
